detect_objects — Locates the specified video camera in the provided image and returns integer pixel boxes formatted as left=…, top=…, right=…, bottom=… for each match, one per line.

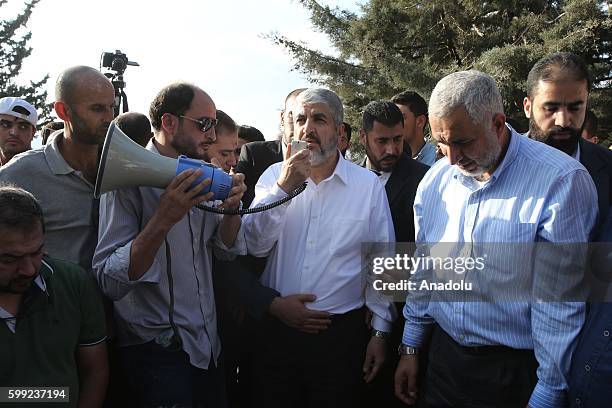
left=100, top=50, right=139, bottom=118
left=101, top=50, right=138, bottom=74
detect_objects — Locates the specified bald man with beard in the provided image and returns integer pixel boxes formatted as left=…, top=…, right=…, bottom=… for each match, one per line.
left=0, top=66, right=115, bottom=270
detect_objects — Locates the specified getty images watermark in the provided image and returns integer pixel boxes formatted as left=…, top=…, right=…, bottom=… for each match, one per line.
left=371, top=252, right=486, bottom=292
left=362, top=242, right=612, bottom=302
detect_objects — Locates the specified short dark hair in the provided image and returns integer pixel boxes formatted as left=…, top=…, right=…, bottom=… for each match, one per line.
left=0, top=185, right=44, bottom=232
left=583, top=110, right=598, bottom=135
left=215, top=110, right=237, bottom=135
left=115, top=112, right=152, bottom=147
left=391, top=90, right=428, bottom=118
left=362, top=100, right=404, bottom=133
left=149, top=82, right=195, bottom=131
left=41, top=121, right=64, bottom=145
left=527, top=52, right=591, bottom=98
left=238, top=125, right=264, bottom=142
left=343, top=122, right=352, bottom=139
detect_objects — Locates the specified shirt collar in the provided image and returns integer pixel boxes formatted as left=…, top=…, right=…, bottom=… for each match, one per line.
left=325, top=151, right=349, bottom=186
left=572, top=142, right=581, bottom=161
left=44, top=131, right=75, bottom=175
left=35, top=258, right=54, bottom=294
left=146, top=138, right=160, bottom=153
left=364, top=157, right=391, bottom=175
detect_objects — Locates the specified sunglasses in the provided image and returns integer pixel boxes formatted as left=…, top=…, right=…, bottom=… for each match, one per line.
left=179, top=115, right=218, bottom=133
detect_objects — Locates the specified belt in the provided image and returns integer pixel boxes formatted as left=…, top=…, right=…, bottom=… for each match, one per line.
left=436, top=325, right=533, bottom=356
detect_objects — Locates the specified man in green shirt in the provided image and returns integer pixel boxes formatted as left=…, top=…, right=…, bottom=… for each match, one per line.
left=0, top=185, right=107, bottom=407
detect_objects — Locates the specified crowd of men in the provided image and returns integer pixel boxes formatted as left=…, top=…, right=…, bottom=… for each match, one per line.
left=0, top=51, right=611, bottom=408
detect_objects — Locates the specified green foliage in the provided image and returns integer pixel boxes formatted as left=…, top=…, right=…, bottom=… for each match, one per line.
left=271, top=0, right=612, bottom=153
left=0, top=0, right=51, bottom=124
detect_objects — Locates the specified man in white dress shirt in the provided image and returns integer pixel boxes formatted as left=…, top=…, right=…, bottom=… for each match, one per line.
left=243, top=88, right=396, bottom=407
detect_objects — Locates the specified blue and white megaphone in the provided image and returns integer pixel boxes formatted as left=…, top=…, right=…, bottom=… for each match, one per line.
left=94, top=122, right=232, bottom=200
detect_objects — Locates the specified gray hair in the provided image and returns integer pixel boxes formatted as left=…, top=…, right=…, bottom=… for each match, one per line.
left=429, top=70, right=504, bottom=126
left=296, top=88, right=344, bottom=126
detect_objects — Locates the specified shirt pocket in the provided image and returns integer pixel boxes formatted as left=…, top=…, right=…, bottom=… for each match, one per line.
left=330, top=218, right=368, bottom=255
left=478, top=219, right=537, bottom=243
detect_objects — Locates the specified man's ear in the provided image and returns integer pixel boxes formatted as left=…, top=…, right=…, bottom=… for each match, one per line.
left=54, top=101, right=70, bottom=122
left=492, top=113, right=506, bottom=138
left=359, top=129, right=366, bottom=146
left=416, top=114, right=427, bottom=131
left=523, top=97, right=532, bottom=119
left=161, top=113, right=178, bottom=134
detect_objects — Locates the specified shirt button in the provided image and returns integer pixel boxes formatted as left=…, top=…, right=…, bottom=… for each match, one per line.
left=604, top=330, right=610, bottom=337
left=584, top=364, right=591, bottom=372
left=576, top=398, right=581, bottom=405
left=459, top=334, right=465, bottom=341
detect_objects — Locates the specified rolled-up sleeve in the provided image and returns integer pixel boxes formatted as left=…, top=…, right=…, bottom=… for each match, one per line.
left=93, top=189, right=162, bottom=301
left=212, top=219, right=247, bottom=260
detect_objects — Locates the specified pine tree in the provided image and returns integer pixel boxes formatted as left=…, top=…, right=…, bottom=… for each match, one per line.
left=271, top=0, right=612, bottom=149
left=0, top=0, right=50, bottom=123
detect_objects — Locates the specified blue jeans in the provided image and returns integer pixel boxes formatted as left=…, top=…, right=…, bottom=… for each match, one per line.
left=118, top=341, right=227, bottom=408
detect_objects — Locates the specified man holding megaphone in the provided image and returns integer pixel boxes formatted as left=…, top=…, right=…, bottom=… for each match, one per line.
left=93, top=82, right=247, bottom=408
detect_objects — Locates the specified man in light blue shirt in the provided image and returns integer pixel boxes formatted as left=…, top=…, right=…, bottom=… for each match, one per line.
left=394, top=70, right=597, bottom=408
left=392, top=90, right=437, bottom=166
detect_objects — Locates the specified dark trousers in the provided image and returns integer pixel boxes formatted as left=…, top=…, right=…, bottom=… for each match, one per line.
left=253, top=307, right=369, bottom=408
left=118, top=341, right=227, bottom=408
left=103, top=339, right=137, bottom=408
left=421, top=326, right=538, bottom=408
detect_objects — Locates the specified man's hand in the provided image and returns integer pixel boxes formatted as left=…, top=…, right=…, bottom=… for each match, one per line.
left=156, top=169, right=214, bottom=228
left=268, top=294, right=331, bottom=334
left=363, top=335, right=386, bottom=383
left=394, top=354, right=419, bottom=405
left=277, top=143, right=311, bottom=193
left=219, top=172, right=246, bottom=211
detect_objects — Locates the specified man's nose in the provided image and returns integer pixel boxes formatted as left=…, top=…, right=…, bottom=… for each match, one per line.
left=303, top=118, right=317, bottom=136
left=228, top=153, right=237, bottom=168
left=554, top=108, right=572, bottom=128
left=206, top=128, right=216, bottom=142
left=18, top=256, right=38, bottom=278
left=446, top=145, right=460, bottom=165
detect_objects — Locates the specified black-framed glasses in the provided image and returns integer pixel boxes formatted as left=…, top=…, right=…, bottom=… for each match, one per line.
left=179, top=115, right=218, bottom=133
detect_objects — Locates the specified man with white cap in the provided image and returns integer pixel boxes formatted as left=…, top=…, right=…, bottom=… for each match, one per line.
left=0, top=97, right=37, bottom=166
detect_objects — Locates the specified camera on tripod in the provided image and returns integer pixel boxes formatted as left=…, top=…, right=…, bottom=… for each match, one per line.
left=101, top=50, right=137, bottom=74
left=100, top=50, right=139, bottom=117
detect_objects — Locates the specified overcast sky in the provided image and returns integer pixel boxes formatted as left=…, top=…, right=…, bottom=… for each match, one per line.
left=2, top=0, right=362, bottom=146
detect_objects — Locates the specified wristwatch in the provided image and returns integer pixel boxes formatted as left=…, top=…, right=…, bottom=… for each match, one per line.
left=398, top=344, right=419, bottom=356
left=371, top=329, right=390, bottom=341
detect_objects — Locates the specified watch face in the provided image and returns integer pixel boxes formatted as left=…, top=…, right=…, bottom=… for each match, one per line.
left=398, top=344, right=418, bottom=356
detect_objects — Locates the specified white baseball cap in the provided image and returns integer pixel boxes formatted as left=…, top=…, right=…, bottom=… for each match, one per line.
left=0, top=97, right=38, bottom=127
